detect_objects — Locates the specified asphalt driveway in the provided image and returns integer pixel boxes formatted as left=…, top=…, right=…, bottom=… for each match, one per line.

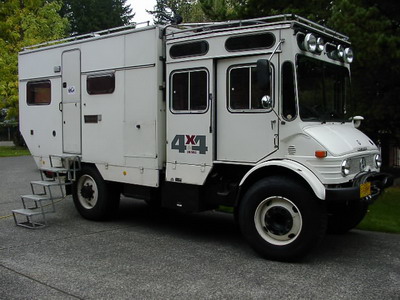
left=1, top=156, right=399, bottom=299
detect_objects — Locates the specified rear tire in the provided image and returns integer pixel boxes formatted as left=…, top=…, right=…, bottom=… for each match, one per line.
left=239, top=176, right=327, bottom=262
left=72, top=165, right=120, bottom=221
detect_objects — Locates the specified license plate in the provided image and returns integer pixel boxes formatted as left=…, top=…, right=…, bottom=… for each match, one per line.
left=360, top=182, right=371, bottom=198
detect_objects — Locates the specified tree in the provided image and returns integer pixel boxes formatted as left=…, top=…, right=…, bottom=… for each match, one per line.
left=199, top=0, right=236, bottom=21
left=149, top=0, right=206, bottom=24
left=328, top=0, right=400, bottom=161
left=0, top=0, right=69, bottom=120
left=60, top=0, right=133, bottom=35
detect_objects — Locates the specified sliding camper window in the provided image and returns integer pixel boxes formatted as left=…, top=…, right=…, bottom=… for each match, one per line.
left=171, top=69, right=208, bottom=113
left=27, top=80, right=51, bottom=105
left=225, top=33, right=275, bottom=52
left=87, top=73, right=115, bottom=95
left=170, top=41, right=209, bottom=58
left=228, top=65, right=271, bottom=112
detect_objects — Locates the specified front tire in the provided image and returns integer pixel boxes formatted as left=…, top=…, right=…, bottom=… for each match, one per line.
left=72, top=165, right=120, bottom=221
left=239, top=176, right=327, bottom=261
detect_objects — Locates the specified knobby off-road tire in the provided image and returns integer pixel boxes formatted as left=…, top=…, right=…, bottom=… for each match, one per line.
left=327, top=202, right=368, bottom=234
left=72, top=165, right=120, bottom=221
left=238, top=176, right=327, bottom=262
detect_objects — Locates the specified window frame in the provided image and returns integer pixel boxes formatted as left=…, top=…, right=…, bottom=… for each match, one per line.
left=26, top=80, right=52, bottom=106
left=86, top=72, right=116, bottom=95
left=227, top=63, right=274, bottom=113
left=170, top=68, right=209, bottom=114
left=170, top=41, right=209, bottom=59
left=225, top=32, right=276, bottom=52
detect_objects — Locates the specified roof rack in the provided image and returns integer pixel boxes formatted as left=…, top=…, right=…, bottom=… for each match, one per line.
left=23, top=21, right=152, bottom=51
left=166, top=14, right=348, bottom=42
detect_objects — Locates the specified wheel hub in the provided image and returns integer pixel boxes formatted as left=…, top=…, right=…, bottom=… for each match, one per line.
left=80, top=184, right=95, bottom=200
left=265, top=206, right=293, bottom=236
left=254, top=196, right=303, bottom=246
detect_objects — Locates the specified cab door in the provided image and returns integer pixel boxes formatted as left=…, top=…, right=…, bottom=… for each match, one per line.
left=166, top=59, right=214, bottom=185
left=216, top=55, right=278, bottom=163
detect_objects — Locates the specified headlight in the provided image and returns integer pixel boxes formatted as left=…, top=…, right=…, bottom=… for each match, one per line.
left=344, top=48, right=354, bottom=63
left=374, top=154, right=382, bottom=168
left=303, top=33, right=317, bottom=52
left=341, top=159, right=350, bottom=176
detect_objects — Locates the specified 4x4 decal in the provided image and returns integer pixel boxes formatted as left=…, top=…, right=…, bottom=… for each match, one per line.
left=171, top=134, right=208, bottom=154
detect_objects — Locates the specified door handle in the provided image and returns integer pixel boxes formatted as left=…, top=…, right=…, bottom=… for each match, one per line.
left=59, top=102, right=63, bottom=112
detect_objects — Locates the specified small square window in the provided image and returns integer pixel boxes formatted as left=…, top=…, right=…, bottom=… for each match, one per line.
left=27, top=80, right=51, bottom=105
left=87, top=73, right=115, bottom=95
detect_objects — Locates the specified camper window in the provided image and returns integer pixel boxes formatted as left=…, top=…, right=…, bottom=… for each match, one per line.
left=87, top=73, right=115, bottom=95
left=228, top=65, right=271, bottom=112
left=225, top=33, right=275, bottom=52
left=27, top=80, right=51, bottom=105
left=171, top=69, right=208, bottom=113
left=170, top=41, right=209, bottom=58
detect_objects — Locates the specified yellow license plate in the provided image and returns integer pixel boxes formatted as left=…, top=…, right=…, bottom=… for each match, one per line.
left=360, top=182, right=371, bottom=198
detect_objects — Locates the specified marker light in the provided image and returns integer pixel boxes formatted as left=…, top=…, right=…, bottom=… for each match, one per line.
left=316, top=37, right=324, bottom=53
left=303, top=33, right=317, bottom=52
left=315, top=151, right=327, bottom=158
left=344, top=47, right=354, bottom=63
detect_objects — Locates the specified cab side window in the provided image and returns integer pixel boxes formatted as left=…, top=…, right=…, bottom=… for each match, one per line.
left=229, top=65, right=271, bottom=112
left=282, top=61, right=297, bottom=120
left=171, top=69, right=208, bottom=113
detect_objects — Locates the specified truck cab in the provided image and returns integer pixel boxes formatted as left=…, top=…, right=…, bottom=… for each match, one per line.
left=163, top=15, right=392, bottom=260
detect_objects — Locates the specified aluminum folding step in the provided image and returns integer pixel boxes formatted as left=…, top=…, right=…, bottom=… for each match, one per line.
left=12, top=155, right=81, bottom=229
left=12, top=208, right=47, bottom=229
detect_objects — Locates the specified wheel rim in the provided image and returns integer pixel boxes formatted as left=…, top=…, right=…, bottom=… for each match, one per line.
left=77, top=174, right=98, bottom=210
left=254, top=196, right=302, bottom=246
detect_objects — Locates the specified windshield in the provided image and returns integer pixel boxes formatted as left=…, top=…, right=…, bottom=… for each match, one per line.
left=297, top=55, right=351, bottom=122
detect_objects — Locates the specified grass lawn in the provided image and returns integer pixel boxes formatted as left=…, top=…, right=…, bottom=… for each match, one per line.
left=357, top=186, right=400, bottom=234
left=0, top=146, right=30, bottom=157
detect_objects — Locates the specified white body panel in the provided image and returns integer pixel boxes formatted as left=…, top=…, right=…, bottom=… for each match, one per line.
left=19, top=26, right=165, bottom=187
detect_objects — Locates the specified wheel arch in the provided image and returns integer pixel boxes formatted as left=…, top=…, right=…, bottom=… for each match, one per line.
left=236, top=160, right=325, bottom=206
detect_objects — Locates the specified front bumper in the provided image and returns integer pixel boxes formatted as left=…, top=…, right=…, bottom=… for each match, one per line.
left=325, top=172, right=393, bottom=204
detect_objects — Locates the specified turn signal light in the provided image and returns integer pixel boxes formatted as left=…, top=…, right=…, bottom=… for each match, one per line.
left=315, top=151, right=327, bottom=158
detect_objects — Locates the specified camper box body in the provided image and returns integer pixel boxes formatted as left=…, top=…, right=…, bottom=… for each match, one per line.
left=19, top=26, right=165, bottom=188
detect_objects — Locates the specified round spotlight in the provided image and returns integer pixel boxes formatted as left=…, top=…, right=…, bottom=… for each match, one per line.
left=344, top=47, right=354, bottom=63
left=316, top=37, right=324, bottom=53
left=336, top=45, right=345, bottom=59
left=303, top=33, right=317, bottom=52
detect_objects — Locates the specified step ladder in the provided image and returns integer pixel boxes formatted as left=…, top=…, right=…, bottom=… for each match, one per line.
left=12, top=155, right=81, bottom=229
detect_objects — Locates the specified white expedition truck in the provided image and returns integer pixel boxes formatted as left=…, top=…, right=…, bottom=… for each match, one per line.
left=17, top=15, right=392, bottom=261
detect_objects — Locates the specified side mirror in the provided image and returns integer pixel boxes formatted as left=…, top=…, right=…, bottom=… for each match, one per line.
left=257, top=59, right=270, bottom=90
left=352, top=116, right=364, bottom=128
left=261, top=95, right=273, bottom=110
